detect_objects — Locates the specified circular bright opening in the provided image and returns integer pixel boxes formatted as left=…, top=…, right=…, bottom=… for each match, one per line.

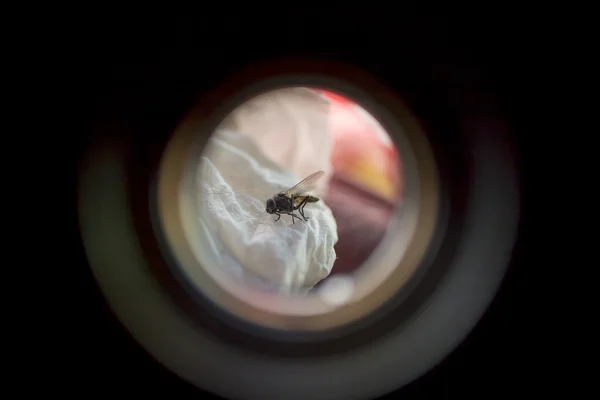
left=157, top=76, right=439, bottom=331
left=199, top=87, right=405, bottom=290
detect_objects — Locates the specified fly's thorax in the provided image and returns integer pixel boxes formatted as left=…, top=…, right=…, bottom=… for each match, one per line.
left=274, top=194, right=293, bottom=209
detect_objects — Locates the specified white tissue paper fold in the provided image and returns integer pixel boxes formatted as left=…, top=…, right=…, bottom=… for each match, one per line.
left=196, top=88, right=338, bottom=294
left=218, top=87, right=334, bottom=187
left=197, top=127, right=338, bottom=294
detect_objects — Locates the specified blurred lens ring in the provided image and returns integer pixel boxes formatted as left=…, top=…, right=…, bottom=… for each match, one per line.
left=155, top=61, right=444, bottom=348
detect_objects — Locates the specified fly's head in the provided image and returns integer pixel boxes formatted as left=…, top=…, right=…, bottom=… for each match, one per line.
left=265, top=198, right=276, bottom=214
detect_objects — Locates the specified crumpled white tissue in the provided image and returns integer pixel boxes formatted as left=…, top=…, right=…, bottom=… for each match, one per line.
left=197, top=129, right=338, bottom=294
left=218, top=87, right=334, bottom=192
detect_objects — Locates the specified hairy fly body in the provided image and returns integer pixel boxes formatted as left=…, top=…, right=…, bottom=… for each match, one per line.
left=265, top=171, right=324, bottom=223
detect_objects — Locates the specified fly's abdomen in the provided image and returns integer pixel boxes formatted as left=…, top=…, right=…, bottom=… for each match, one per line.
left=293, top=195, right=320, bottom=209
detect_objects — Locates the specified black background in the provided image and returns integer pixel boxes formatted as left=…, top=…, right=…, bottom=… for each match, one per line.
left=68, top=11, right=530, bottom=398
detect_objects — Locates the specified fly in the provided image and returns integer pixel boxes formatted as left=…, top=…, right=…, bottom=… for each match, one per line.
left=265, top=170, right=324, bottom=224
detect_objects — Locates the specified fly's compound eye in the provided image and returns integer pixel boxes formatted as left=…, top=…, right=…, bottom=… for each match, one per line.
left=265, top=199, right=275, bottom=213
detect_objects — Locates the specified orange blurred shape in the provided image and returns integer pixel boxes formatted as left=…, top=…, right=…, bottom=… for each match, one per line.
left=321, top=90, right=401, bottom=201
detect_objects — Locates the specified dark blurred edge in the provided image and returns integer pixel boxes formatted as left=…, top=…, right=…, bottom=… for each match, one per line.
left=67, top=12, right=532, bottom=399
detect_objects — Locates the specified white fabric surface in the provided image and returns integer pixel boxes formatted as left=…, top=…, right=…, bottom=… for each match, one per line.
left=197, top=127, right=338, bottom=294
left=217, top=87, right=334, bottom=193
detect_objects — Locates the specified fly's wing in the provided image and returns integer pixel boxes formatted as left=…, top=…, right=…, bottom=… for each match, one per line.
left=281, top=170, right=325, bottom=196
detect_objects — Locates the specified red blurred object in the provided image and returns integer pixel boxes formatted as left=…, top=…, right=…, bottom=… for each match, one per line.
left=314, top=90, right=404, bottom=277
left=319, top=90, right=355, bottom=107
left=319, top=90, right=402, bottom=202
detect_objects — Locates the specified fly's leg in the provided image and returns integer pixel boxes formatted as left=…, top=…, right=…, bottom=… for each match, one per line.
left=298, top=197, right=310, bottom=221
left=283, top=211, right=300, bottom=224
left=293, top=211, right=306, bottom=223
left=274, top=213, right=281, bottom=222
left=300, top=204, right=309, bottom=221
